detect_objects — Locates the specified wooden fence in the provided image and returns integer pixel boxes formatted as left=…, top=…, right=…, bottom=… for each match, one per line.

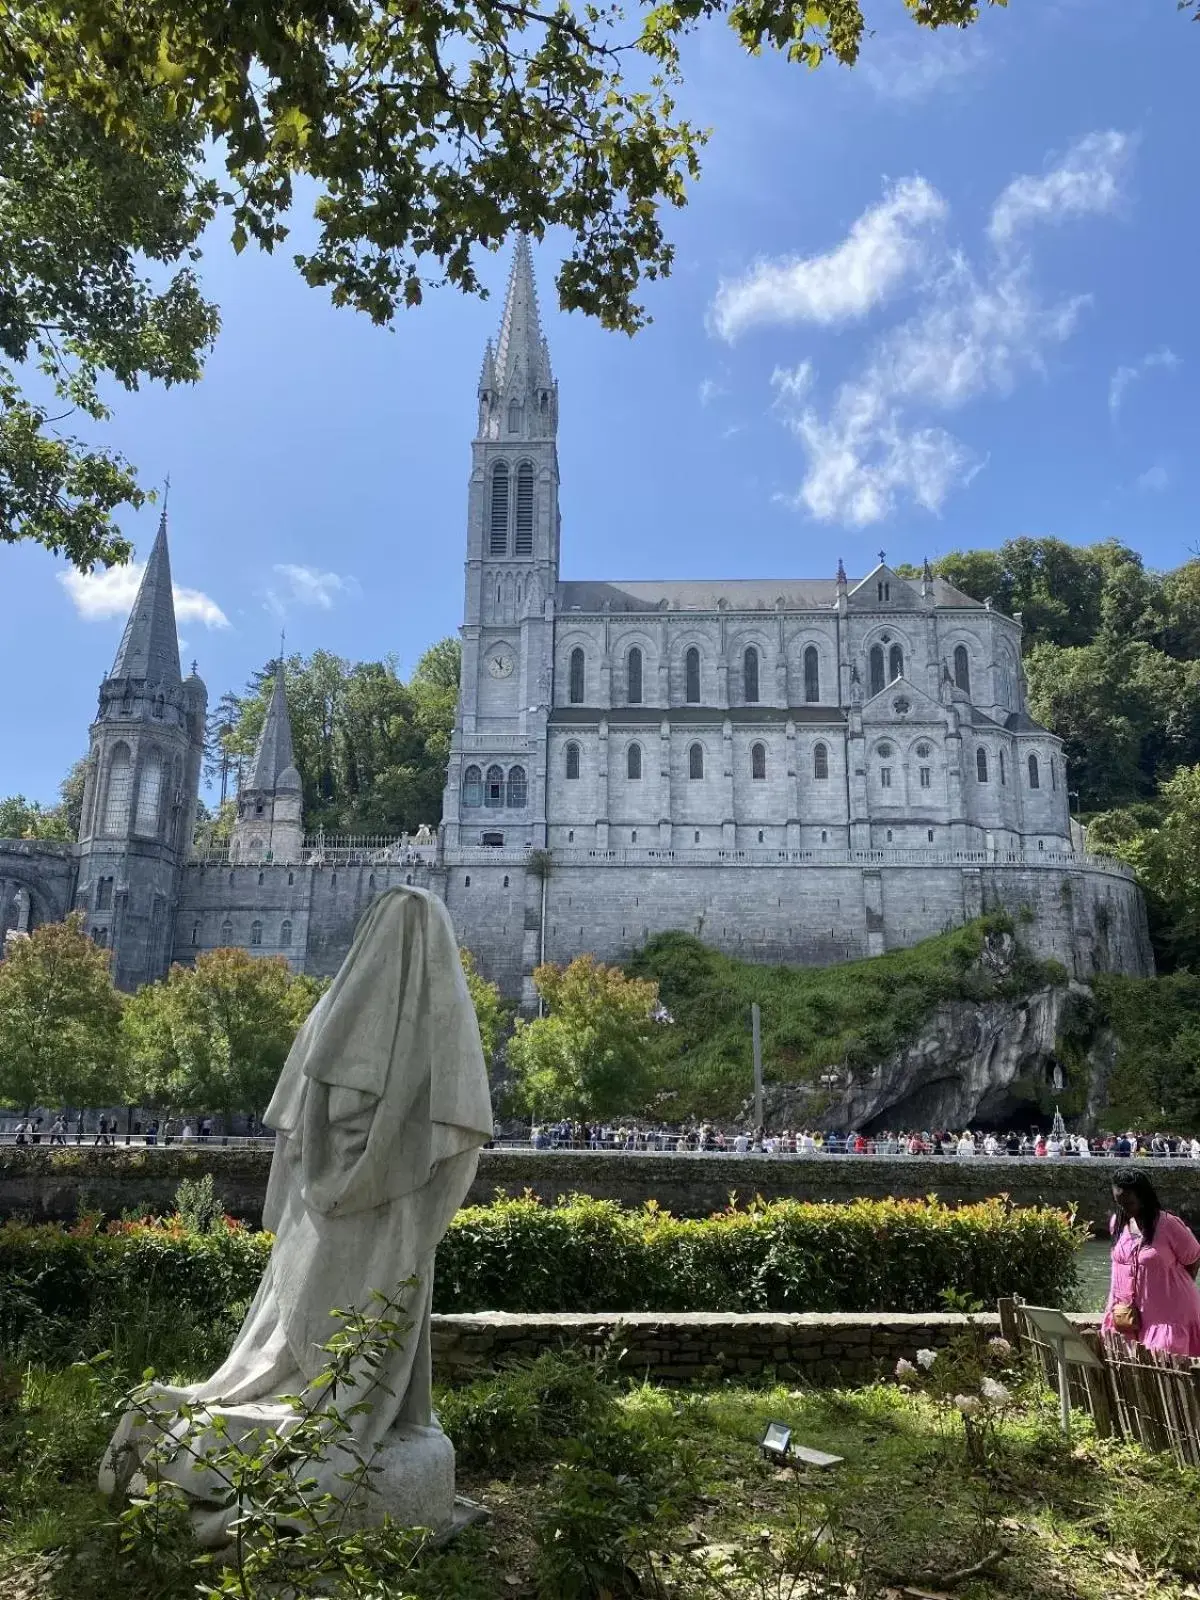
left=999, top=1296, right=1200, bottom=1465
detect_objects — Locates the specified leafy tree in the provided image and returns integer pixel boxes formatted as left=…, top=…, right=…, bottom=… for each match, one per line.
left=216, top=643, right=459, bottom=835
left=505, top=955, right=659, bottom=1119
left=7, top=2, right=1006, bottom=343
left=0, top=914, right=123, bottom=1109
left=0, top=795, right=73, bottom=841
left=58, top=758, right=88, bottom=839
left=122, top=949, right=324, bottom=1122
left=0, top=79, right=218, bottom=567
left=1093, top=765, right=1200, bottom=974
left=460, top=948, right=507, bottom=1065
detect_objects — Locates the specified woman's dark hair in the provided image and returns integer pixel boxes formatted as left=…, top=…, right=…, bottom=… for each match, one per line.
left=1111, top=1168, right=1162, bottom=1245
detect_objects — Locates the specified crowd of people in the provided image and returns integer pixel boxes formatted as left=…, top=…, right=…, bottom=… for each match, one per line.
left=524, top=1121, right=1200, bottom=1159
left=4, top=1114, right=265, bottom=1146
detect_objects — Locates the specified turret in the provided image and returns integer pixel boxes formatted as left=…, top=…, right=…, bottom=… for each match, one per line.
left=76, top=508, right=205, bottom=988
left=230, top=659, right=303, bottom=863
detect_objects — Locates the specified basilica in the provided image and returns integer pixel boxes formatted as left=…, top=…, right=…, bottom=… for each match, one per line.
left=0, top=241, right=1152, bottom=999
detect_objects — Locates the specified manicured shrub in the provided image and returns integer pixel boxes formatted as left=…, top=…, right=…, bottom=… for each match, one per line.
left=434, top=1192, right=1081, bottom=1314
left=0, top=1195, right=1081, bottom=1361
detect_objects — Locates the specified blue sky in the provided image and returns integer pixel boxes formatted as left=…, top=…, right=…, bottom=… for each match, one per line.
left=4, top=0, right=1197, bottom=805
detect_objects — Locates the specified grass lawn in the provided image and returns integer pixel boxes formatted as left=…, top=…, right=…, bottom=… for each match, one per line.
left=1, top=1345, right=1198, bottom=1600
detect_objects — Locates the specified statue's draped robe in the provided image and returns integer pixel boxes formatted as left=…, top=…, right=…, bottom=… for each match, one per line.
left=101, top=888, right=493, bottom=1541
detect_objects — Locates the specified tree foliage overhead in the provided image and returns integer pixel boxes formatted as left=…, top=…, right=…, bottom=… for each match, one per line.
left=210, top=640, right=459, bottom=836
left=6, top=1, right=1005, bottom=334
left=0, top=80, right=219, bottom=568
left=0, top=758, right=88, bottom=842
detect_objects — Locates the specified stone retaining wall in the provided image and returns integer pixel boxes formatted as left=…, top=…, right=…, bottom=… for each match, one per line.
left=429, top=1309, right=1103, bottom=1386
left=1, top=1147, right=1196, bottom=1232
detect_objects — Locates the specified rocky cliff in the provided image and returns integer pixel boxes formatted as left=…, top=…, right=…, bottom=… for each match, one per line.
left=761, top=932, right=1097, bottom=1132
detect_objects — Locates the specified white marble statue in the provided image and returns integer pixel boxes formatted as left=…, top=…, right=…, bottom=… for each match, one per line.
left=100, top=886, right=493, bottom=1545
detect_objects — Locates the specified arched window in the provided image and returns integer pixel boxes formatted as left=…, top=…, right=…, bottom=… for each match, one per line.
left=103, top=743, right=133, bottom=833
left=976, top=747, right=989, bottom=783
left=689, top=742, right=704, bottom=779
left=627, top=743, right=642, bottom=780
left=627, top=647, right=643, bottom=705
left=869, top=646, right=885, bottom=698
left=953, top=644, right=970, bottom=695
left=565, top=742, right=581, bottom=780
left=506, top=766, right=527, bottom=808
left=514, top=462, right=534, bottom=555
left=93, top=926, right=108, bottom=948
left=134, top=749, right=163, bottom=835
left=813, top=742, right=829, bottom=781
left=220, top=918, right=233, bottom=944
left=743, top=646, right=760, bottom=704
left=96, top=876, right=114, bottom=910
left=250, top=920, right=263, bottom=947
left=751, top=742, right=767, bottom=781
left=281, top=919, right=293, bottom=946
left=462, top=765, right=483, bottom=807
left=999, top=749, right=1007, bottom=785
left=685, top=647, right=701, bottom=704
left=1028, top=753, right=1040, bottom=789
left=889, top=643, right=903, bottom=682
left=485, top=764, right=504, bottom=807
left=507, top=398, right=522, bottom=433
left=569, top=647, right=585, bottom=705
left=190, top=922, right=200, bottom=947
left=804, top=645, right=819, bottom=703
left=489, top=462, right=509, bottom=554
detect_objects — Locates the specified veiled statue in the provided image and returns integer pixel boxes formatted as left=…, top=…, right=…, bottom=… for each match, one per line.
left=101, top=887, right=493, bottom=1545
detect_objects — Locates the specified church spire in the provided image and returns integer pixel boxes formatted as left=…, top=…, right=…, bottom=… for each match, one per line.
left=247, top=657, right=297, bottom=792
left=493, top=235, right=553, bottom=396
left=110, top=508, right=181, bottom=686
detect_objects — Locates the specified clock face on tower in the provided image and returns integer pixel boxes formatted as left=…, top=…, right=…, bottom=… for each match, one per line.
left=487, top=648, right=515, bottom=679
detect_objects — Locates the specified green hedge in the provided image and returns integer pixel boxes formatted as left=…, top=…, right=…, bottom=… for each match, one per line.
left=0, top=1196, right=1081, bottom=1361
left=435, top=1194, right=1082, bottom=1313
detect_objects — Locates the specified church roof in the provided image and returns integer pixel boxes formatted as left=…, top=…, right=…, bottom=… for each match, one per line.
left=246, top=660, right=297, bottom=792
left=493, top=235, right=553, bottom=393
left=556, top=577, right=984, bottom=613
left=109, top=511, right=181, bottom=685
left=1004, top=709, right=1051, bottom=735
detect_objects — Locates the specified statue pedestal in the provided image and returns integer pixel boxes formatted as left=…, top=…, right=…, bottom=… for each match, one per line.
left=356, top=1422, right=458, bottom=1533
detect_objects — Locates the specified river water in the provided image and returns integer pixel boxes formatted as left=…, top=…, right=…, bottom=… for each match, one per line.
left=1074, top=1238, right=1111, bottom=1311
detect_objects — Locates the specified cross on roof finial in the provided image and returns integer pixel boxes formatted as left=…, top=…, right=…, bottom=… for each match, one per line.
left=277, top=628, right=286, bottom=672
left=878, top=549, right=886, bottom=567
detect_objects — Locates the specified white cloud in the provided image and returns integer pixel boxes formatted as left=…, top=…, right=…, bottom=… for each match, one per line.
left=698, top=378, right=726, bottom=406
left=727, top=130, right=1131, bottom=526
left=59, top=563, right=229, bottom=628
left=1109, top=347, right=1179, bottom=418
left=772, top=259, right=1087, bottom=525
left=265, top=563, right=357, bottom=616
left=1137, top=464, right=1169, bottom=493
left=860, top=31, right=988, bottom=104
left=710, top=177, right=946, bottom=341
left=989, top=130, right=1129, bottom=246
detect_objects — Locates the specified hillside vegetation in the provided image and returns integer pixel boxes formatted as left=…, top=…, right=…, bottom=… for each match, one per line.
left=627, top=914, right=1064, bottom=1122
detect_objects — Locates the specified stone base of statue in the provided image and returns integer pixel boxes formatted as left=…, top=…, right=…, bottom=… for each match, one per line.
left=355, top=1422, right=457, bottom=1532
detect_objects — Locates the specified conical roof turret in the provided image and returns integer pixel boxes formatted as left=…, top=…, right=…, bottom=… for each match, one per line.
left=247, top=658, right=299, bottom=792
left=109, top=510, right=181, bottom=685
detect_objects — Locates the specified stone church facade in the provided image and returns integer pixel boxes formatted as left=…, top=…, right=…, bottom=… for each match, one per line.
left=0, top=242, right=1152, bottom=999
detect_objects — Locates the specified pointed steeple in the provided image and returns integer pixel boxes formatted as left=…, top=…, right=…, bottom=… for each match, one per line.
left=493, top=235, right=553, bottom=394
left=247, top=658, right=298, bottom=792
left=110, top=509, right=181, bottom=685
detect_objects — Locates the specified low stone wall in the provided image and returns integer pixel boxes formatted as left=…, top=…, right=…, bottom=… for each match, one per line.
left=0, top=1146, right=1197, bottom=1233
left=429, top=1309, right=1103, bottom=1386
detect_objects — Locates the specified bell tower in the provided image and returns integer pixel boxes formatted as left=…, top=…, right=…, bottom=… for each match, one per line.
left=445, top=238, right=560, bottom=849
